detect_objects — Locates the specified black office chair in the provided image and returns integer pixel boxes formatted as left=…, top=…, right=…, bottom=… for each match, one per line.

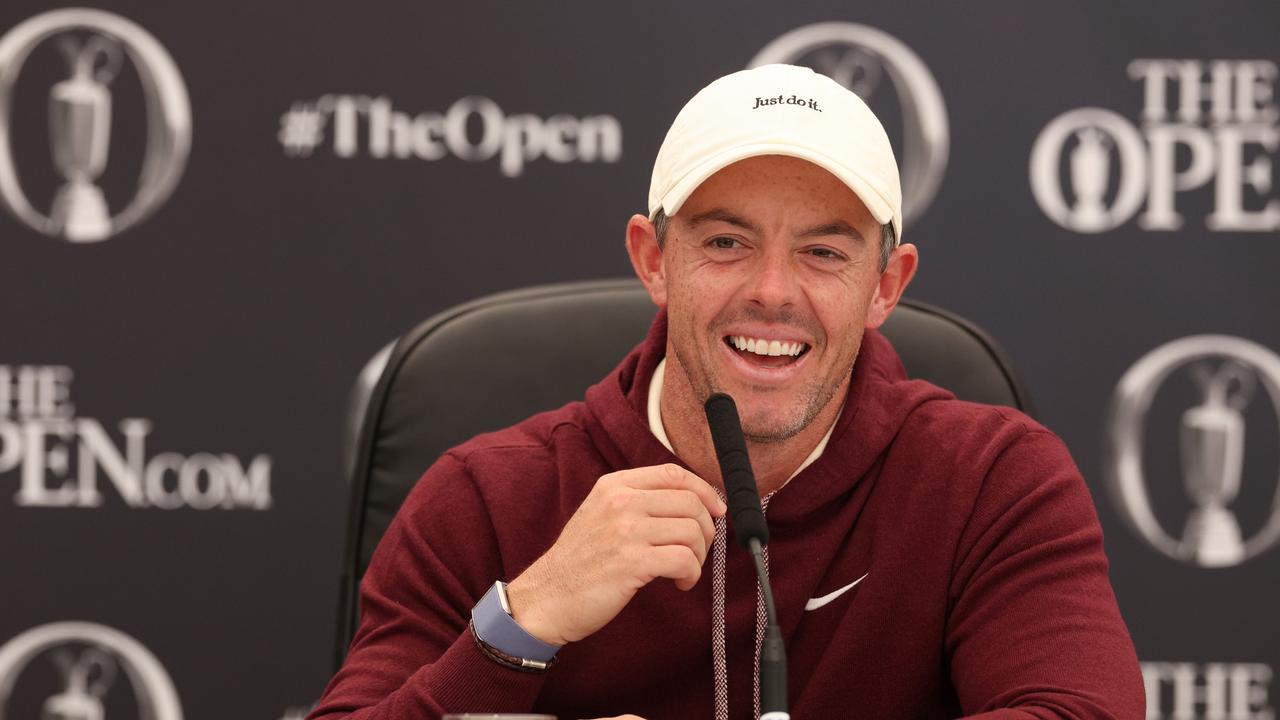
left=333, top=278, right=1034, bottom=667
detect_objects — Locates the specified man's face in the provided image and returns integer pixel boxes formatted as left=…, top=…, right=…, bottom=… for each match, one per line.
left=653, top=155, right=892, bottom=443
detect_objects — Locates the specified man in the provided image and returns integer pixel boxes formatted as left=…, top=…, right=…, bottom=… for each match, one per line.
left=310, top=64, right=1144, bottom=719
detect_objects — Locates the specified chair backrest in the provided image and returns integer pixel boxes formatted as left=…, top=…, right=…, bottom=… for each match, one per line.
left=333, top=278, right=1034, bottom=666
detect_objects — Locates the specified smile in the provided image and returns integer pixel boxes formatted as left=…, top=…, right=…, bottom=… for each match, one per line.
left=726, top=336, right=808, bottom=358
left=721, top=334, right=812, bottom=377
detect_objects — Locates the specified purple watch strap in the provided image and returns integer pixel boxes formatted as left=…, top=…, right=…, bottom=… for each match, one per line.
left=471, top=581, right=561, bottom=663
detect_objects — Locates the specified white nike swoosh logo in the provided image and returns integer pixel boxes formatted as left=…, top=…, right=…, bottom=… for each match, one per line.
left=804, top=572, right=870, bottom=611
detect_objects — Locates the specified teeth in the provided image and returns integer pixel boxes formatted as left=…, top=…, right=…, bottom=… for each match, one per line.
left=728, top=336, right=807, bottom=357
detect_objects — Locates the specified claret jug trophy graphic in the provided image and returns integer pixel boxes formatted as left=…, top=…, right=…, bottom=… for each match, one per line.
left=1105, top=335, right=1280, bottom=568
left=0, top=621, right=184, bottom=720
left=0, top=9, right=190, bottom=243
left=1179, top=360, right=1256, bottom=567
left=48, top=34, right=122, bottom=242
left=42, top=647, right=117, bottom=720
left=1068, top=127, right=1112, bottom=232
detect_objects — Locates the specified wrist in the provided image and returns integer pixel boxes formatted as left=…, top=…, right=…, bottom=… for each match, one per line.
left=471, top=581, right=562, bottom=669
left=506, top=574, right=568, bottom=646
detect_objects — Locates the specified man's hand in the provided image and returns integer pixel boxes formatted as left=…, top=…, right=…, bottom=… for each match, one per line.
left=505, top=464, right=725, bottom=646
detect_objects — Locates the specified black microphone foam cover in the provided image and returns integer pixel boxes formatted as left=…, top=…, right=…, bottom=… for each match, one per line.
left=704, top=393, right=769, bottom=549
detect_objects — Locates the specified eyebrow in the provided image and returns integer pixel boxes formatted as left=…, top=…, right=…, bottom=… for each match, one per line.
left=688, top=209, right=759, bottom=233
left=799, top=221, right=865, bottom=244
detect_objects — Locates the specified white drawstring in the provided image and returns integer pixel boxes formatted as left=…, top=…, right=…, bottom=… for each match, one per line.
left=711, top=491, right=773, bottom=720
left=711, top=491, right=729, bottom=720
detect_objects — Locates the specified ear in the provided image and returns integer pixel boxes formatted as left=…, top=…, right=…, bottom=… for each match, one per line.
left=865, top=243, right=919, bottom=330
left=625, top=213, right=668, bottom=308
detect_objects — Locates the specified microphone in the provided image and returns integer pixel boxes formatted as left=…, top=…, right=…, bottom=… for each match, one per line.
left=704, top=393, right=769, bottom=548
left=703, top=393, right=789, bottom=720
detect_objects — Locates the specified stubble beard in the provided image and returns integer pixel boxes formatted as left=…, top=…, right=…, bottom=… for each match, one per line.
left=670, top=311, right=858, bottom=445
left=741, top=373, right=845, bottom=444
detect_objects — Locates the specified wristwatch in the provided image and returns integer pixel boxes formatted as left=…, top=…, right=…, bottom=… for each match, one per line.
left=470, top=581, right=561, bottom=671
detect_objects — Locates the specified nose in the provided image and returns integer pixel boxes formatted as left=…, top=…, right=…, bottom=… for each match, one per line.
left=744, top=246, right=802, bottom=312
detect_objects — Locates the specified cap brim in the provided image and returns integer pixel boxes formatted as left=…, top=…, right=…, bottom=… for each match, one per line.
left=654, top=142, right=898, bottom=241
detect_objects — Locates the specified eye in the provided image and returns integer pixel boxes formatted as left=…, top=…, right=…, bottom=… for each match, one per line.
left=709, top=236, right=742, bottom=250
left=805, top=246, right=847, bottom=262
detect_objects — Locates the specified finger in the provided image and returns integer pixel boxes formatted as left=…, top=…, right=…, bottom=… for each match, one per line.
left=643, top=544, right=703, bottom=591
left=640, top=517, right=710, bottom=565
left=626, top=464, right=726, bottom=516
left=638, top=489, right=716, bottom=546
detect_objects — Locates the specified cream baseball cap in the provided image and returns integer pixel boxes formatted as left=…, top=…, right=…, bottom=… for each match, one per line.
left=648, top=63, right=903, bottom=243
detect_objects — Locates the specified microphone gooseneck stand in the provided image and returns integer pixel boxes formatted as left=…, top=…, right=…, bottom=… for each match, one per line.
left=704, top=393, right=790, bottom=720
left=749, top=536, right=789, bottom=720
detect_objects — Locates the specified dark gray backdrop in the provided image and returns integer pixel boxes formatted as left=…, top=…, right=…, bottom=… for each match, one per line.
left=1, top=3, right=1276, bottom=718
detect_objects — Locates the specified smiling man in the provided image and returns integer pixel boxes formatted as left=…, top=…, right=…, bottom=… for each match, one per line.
left=310, top=65, right=1144, bottom=720
left=632, top=153, right=907, bottom=499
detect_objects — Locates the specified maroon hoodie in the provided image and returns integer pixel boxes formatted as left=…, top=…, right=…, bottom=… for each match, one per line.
left=310, top=313, right=1144, bottom=719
